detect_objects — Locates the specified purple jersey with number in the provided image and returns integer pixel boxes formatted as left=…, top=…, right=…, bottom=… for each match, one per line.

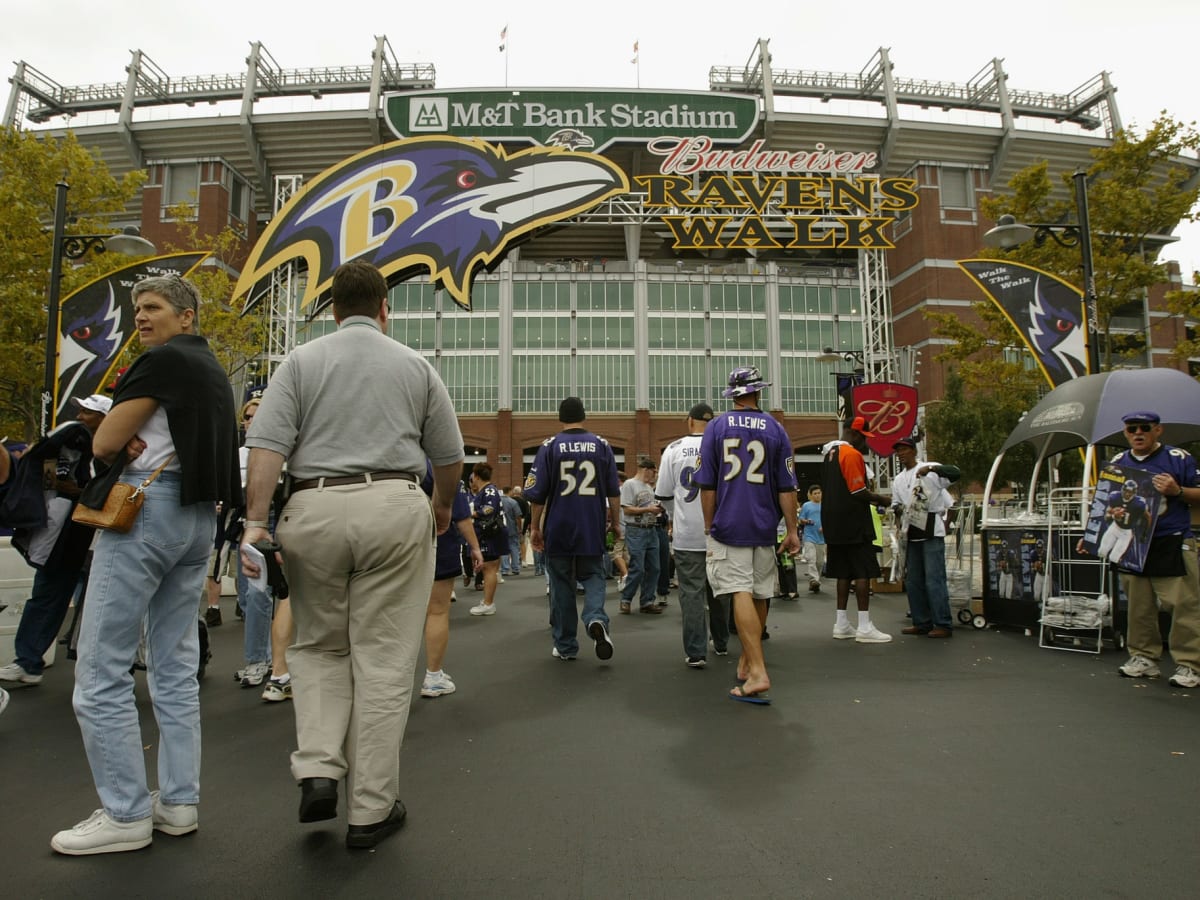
left=524, top=428, right=620, bottom=556
left=696, top=407, right=797, bottom=546
left=1112, top=444, right=1199, bottom=535
left=422, top=465, right=473, bottom=576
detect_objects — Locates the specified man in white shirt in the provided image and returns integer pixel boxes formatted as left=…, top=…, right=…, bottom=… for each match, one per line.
left=655, top=402, right=717, bottom=666
left=891, top=437, right=960, bottom=638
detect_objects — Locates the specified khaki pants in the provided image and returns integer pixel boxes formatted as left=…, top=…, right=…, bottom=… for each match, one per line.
left=276, top=478, right=433, bottom=825
left=1120, top=539, right=1200, bottom=672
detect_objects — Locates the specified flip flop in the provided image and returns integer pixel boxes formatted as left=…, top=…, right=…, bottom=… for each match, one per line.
left=729, top=684, right=771, bottom=705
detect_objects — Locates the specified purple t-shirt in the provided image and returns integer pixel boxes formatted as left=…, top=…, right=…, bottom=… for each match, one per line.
left=524, top=428, right=620, bottom=556
left=1112, top=444, right=1199, bottom=535
left=696, top=407, right=797, bottom=546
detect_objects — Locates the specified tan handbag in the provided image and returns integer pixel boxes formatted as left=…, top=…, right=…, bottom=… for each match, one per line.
left=71, top=456, right=175, bottom=534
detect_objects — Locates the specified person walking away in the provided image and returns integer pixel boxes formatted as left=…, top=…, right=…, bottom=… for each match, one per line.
left=891, top=437, right=961, bottom=638
left=696, top=367, right=799, bottom=704
left=619, top=456, right=664, bottom=615
left=468, top=464, right=506, bottom=615
left=52, top=276, right=240, bottom=855
left=655, top=401, right=719, bottom=667
left=499, top=487, right=523, bottom=576
left=799, top=485, right=826, bottom=593
left=526, top=397, right=621, bottom=662
left=241, top=260, right=464, bottom=850
left=821, top=417, right=892, bottom=643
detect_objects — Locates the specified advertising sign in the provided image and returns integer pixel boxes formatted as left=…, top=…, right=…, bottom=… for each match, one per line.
left=385, top=89, right=760, bottom=153
left=851, top=382, right=919, bottom=457
left=1077, top=462, right=1159, bottom=573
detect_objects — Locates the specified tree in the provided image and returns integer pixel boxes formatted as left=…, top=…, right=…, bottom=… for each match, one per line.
left=0, top=127, right=146, bottom=440
left=926, top=114, right=1200, bottom=476
left=110, top=201, right=268, bottom=393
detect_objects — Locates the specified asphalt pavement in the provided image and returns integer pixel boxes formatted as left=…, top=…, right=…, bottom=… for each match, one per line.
left=2, top=573, right=1197, bottom=899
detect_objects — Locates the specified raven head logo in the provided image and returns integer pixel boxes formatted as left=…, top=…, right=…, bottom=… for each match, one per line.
left=56, top=279, right=132, bottom=421
left=1026, top=275, right=1087, bottom=380
left=545, top=128, right=595, bottom=151
left=234, top=136, right=628, bottom=311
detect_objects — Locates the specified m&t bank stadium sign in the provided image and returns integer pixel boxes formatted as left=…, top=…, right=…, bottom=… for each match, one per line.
left=385, top=89, right=759, bottom=152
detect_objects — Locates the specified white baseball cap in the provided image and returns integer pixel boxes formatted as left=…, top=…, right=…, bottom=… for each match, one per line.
left=70, top=394, right=113, bottom=415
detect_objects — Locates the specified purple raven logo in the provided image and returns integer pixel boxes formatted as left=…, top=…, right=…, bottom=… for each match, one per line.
left=545, top=128, right=595, bottom=151
left=57, top=279, right=131, bottom=420
left=1025, top=274, right=1087, bottom=381
left=234, top=136, right=628, bottom=311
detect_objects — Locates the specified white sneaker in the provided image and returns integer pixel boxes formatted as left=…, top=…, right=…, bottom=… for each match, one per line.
left=551, top=647, right=577, bottom=660
left=50, top=809, right=153, bottom=855
left=1119, top=655, right=1161, bottom=679
left=832, top=622, right=857, bottom=640
left=0, top=661, right=42, bottom=684
left=617, top=575, right=627, bottom=592
left=1168, top=665, right=1200, bottom=688
left=150, top=791, right=198, bottom=835
left=469, top=603, right=496, bottom=616
left=498, top=575, right=506, bottom=583
left=261, top=677, right=293, bottom=702
left=420, top=670, right=457, bottom=698
left=855, top=625, right=893, bottom=643
left=240, top=661, right=270, bottom=688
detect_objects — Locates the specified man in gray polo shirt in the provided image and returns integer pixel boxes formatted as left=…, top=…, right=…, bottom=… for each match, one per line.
left=241, top=260, right=463, bottom=850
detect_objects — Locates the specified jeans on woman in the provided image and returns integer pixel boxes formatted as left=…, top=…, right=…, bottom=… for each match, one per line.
left=73, top=472, right=216, bottom=822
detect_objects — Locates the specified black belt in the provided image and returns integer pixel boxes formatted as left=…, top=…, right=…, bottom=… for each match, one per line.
left=291, top=471, right=418, bottom=492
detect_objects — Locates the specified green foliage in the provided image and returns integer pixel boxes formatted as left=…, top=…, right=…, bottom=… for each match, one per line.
left=0, top=127, right=146, bottom=440
left=924, top=370, right=1034, bottom=489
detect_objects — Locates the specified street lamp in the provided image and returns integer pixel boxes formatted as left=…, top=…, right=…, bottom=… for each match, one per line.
left=982, top=169, right=1099, bottom=374
left=816, top=346, right=865, bottom=366
left=44, top=179, right=156, bottom=433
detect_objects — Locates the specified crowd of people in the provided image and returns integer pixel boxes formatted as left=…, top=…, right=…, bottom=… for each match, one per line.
left=2, top=260, right=1199, bottom=858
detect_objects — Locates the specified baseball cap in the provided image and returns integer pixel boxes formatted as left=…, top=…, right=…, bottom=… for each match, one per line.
left=892, top=437, right=917, bottom=450
left=1121, top=410, right=1160, bottom=425
left=688, top=402, right=714, bottom=421
left=70, top=394, right=113, bottom=415
left=849, top=415, right=876, bottom=438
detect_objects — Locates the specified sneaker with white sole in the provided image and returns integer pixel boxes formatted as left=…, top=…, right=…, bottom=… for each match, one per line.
left=50, top=809, right=153, bottom=856
left=616, top=575, right=627, bottom=592
left=1119, top=655, right=1161, bottom=679
left=587, top=621, right=614, bottom=660
left=151, top=791, right=198, bottom=836
left=469, top=603, right=496, bottom=616
left=0, top=661, right=42, bottom=684
left=261, top=677, right=293, bottom=702
left=832, top=622, right=857, bottom=640
left=855, top=625, right=892, bottom=643
left=240, top=661, right=270, bottom=688
left=1168, top=665, right=1199, bottom=688
left=420, top=670, right=457, bottom=698
left=551, top=647, right=577, bottom=661
left=686, top=656, right=707, bottom=668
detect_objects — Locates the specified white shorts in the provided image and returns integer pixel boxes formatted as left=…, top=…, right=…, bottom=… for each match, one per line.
left=705, top=537, right=778, bottom=599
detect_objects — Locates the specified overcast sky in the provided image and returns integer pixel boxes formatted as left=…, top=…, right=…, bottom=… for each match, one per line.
left=4, top=0, right=1197, bottom=274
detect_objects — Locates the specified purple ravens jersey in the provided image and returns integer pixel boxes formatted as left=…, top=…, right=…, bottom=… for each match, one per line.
left=1112, top=445, right=1199, bottom=535
left=422, top=467, right=473, bottom=577
left=473, top=482, right=507, bottom=556
left=524, top=428, right=620, bottom=555
left=1104, top=489, right=1147, bottom=531
left=695, top=407, right=797, bottom=546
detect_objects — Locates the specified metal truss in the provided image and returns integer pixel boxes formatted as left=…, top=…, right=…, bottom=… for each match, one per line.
left=265, top=175, right=303, bottom=373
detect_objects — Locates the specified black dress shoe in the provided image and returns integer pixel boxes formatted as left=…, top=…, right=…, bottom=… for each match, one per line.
left=346, top=800, right=407, bottom=849
left=298, top=777, right=339, bottom=823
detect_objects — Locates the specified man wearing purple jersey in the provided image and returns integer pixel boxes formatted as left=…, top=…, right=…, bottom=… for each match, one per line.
left=696, top=367, right=799, bottom=704
left=526, top=397, right=622, bottom=662
left=1107, top=411, right=1200, bottom=688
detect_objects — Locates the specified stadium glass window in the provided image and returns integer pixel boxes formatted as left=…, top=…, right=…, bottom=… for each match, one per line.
left=648, top=316, right=705, bottom=349
left=514, top=316, right=572, bottom=349
left=648, top=281, right=706, bottom=312
left=438, top=354, right=498, bottom=414
left=648, top=354, right=710, bottom=413
left=778, top=357, right=839, bottom=415
left=576, top=355, right=635, bottom=412
left=387, top=317, right=435, bottom=349
left=389, top=281, right=438, bottom=312
left=443, top=313, right=499, bottom=349
left=710, top=316, right=766, bottom=351
left=165, top=163, right=199, bottom=207
left=710, top=283, right=765, bottom=313
left=939, top=168, right=972, bottom=209
left=577, top=316, right=634, bottom=349
left=578, top=281, right=634, bottom=311
left=513, top=281, right=571, bottom=311
left=513, top=353, right=571, bottom=413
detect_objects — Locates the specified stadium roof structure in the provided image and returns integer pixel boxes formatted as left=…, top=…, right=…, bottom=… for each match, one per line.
left=6, top=36, right=1130, bottom=216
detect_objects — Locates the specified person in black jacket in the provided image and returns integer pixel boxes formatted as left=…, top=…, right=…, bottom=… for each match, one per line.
left=0, top=395, right=110, bottom=687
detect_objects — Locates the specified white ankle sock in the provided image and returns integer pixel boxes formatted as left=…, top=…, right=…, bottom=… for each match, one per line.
left=857, top=612, right=872, bottom=630
left=836, top=610, right=849, bottom=627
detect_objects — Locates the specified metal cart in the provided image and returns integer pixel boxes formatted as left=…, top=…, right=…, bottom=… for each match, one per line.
left=945, top=501, right=984, bottom=629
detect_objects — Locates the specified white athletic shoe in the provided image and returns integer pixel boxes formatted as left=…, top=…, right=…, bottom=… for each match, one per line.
left=1168, top=665, right=1199, bottom=688
left=1119, top=655, right=1160, bottom=679
left=832, top=622, right=857, bottom=640
left=469, top=603, right=496, bottom=616
left=51, top=809, right=152, bottom=856
left=151, top=791, right=198, bottom=836
left=420, top=670, right=457, bottom=698
left=855, top=625, right=893, bottom=643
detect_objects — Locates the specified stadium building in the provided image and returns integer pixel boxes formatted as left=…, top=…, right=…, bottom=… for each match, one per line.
left=7, top=38, right=1197, bottom=485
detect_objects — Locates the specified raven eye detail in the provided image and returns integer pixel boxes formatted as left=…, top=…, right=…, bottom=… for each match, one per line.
left=456, top=170, right=478, bottom=189
left=71, top=326, right=93, bottom=340
left=1055, top=319, right=1072, bottom=333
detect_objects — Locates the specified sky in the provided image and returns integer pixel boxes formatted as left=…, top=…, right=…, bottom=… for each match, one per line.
left=3, top=0, right=1198, bottom=273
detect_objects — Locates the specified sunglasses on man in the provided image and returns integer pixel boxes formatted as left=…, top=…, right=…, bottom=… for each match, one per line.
left=1124, top=423, right=1155, bottom=434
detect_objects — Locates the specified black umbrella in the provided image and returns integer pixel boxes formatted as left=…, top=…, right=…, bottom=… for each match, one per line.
left=1001, top=368, right=1200, bottom=455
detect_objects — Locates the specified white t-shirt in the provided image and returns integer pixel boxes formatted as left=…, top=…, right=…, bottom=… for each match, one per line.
left=655, top=432, right=707, bottom=552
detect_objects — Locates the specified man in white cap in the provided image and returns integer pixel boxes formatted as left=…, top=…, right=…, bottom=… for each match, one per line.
left=0, top=394, right=111, bottom=687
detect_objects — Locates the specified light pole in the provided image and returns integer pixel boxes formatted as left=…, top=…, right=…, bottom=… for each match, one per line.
left=43, top=180, right=155, bottom=434
left=982, top=169, right=1100, bottom=374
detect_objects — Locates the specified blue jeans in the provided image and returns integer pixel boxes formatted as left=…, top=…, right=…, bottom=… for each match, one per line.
left=237, top=568, right=272, bottom=665
left=674, top=550, right=709, bottom=658
left=906, top=536, right=953, bottom=630
left=14, top=565, right=83, bottom=675
left=533, top=548, right=546, bottom=576
left=622, top=525, right=661, bottom=608
left=73, top=472, right=215, bottom=822
left=500, top=530, right=522, bottom=574
left=547, top=555, right=608, bottom=657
